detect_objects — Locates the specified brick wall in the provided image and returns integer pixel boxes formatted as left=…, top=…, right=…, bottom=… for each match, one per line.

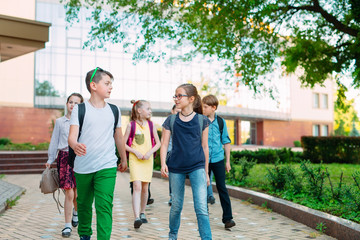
left=0, top=107, right=61, bottom=144
left=261, top=120, right=333, bottom=147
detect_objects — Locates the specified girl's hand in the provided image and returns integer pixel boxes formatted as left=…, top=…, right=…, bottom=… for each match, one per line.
left=74, top=143, right=86, bottom=156
left=45, top=163, right=50, bottom=168
left=161, top=164, right=169, bottom=178
left=142, top=152, right=152, bottom=160
left=206, top=174, right=210, bottom=186
left=134, top=150, right=144, bottom=160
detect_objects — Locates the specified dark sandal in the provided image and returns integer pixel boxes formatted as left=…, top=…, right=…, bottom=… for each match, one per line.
left=61, top=227, right=72, bottom=238
left=72, top=213, right=78, bottom=227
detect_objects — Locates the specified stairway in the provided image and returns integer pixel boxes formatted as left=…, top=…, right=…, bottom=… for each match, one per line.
left=0, top=151, right=55, bottom=174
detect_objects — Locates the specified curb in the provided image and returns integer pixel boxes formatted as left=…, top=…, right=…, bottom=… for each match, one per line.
left=153, top=170, right=360, bottom=240
left=0, top=179, right=25, bottom=214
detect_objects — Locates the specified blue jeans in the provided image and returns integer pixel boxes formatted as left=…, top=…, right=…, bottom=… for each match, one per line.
left=207, top=171, right=214, bottom=198
left=168, top=168, right=212, bottom=240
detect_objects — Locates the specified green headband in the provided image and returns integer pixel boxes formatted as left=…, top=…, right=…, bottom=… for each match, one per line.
left=90, top=67, right=98, bottom=83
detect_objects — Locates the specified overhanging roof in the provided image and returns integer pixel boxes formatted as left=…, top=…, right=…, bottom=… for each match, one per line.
left=0, top=14, right=51, bottom=62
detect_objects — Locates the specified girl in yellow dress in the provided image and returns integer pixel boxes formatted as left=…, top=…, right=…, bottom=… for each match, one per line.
left=124, top=100, right=161, bottom=229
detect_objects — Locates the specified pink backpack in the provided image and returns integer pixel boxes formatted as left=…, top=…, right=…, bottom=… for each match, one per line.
left=126, top=120, right=156, bottom=158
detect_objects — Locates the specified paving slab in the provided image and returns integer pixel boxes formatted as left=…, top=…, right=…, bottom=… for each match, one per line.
left=0, top=173, right=335, bottom=239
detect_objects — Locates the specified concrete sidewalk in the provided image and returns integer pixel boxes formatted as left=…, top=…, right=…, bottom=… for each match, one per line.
left=0, top=173, right=334, bottom=239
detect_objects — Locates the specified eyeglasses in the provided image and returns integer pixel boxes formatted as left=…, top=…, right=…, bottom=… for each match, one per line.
left=173, top=94, right=189, bottom=100
left=90, top=67, right=103, bottom=83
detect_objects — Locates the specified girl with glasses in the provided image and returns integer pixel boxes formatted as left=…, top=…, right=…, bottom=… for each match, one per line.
left=160, top=83, right=212, bottom=240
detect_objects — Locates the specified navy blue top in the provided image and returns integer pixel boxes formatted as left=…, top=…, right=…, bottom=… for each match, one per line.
left=163, top=113, right=210, bottom=173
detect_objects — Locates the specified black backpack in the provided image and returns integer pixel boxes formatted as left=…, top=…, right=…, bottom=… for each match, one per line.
left=67, top=102, right=119, bottom=168
left=217, top=115, right=224, bottom=139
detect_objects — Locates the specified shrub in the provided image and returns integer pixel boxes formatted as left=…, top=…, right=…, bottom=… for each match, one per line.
left=302, top=136, right=360, bottom=163
left=293, top=140, right=301, bottom=147
left=0, top=138, right=11, bottom=145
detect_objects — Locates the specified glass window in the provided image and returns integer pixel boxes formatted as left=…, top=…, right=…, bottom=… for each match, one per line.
left=322, top=94, right=328, bottom=109
left=313, top=93, right=319, bottom=108
left=313, top=125, right=320, bottom=136
left=321, top=125, right=328, bottom=136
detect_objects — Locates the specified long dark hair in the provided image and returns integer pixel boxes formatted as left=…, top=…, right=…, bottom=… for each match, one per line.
left=177, top=83, right=203, bottom=114
left=67, top=93, right=84, bottom=103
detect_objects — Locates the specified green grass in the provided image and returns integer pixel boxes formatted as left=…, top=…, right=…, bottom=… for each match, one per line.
left=233, top=163, right=360, bottom=189
left=0, top=142, right=49, bottom=151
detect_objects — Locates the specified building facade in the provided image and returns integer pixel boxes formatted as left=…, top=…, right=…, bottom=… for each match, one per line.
left=0, top=0, right=334, bottom=147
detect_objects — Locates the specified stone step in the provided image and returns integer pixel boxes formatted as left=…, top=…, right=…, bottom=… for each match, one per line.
left=0, top=168, right=46, bottom=174
left=0, top=157, right=48, bottom=164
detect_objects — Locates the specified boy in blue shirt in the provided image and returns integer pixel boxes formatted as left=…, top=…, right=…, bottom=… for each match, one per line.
left=202, top=94, right=235, bottom=229
left=68, top=67, right=128, bottom=240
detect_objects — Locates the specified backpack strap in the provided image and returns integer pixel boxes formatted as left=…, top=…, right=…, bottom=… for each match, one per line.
left=217, top=115, right=224, bottom=139
left=147, top=120, right=155, bottom=147
left=78, top=103, right=86, bottom=138
left=147, top=120, right=157, bottom=158
left=127, top=120, right=136, bottom=148
left=198, top=114, right=204, bottom=142
left=169, top=114, right=176, bottom=133
left=108, top=103, right=119, bottom=135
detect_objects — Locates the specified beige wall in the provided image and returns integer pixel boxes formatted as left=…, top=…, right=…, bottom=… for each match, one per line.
left=289, top=75, right=334, bottom=122
left=0, top=0, right=36, bottom=107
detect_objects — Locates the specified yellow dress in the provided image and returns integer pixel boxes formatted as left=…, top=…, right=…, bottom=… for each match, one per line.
left=129, top=121, right=154, bottom=182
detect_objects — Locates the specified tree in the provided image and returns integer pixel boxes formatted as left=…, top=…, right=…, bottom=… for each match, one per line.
left=334, top=96, right=359, bottom=136
left=62, top=0, right=360, bottom=95
left=35, top=80, right=60, bottom=97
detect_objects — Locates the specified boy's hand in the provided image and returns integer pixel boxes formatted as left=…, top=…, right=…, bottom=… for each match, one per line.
left=225, top=162, right=231, bottom=173
left=118, top=160, right=128, bottom=172
left=206, top=174, right=210, bottom=186
left=74, top=143, right=86, bottom=156
left=161, top=164, right=168, bottom=178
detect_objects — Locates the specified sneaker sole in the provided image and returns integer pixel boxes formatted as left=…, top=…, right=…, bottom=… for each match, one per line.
left=134, top=220, right=142, bottom=228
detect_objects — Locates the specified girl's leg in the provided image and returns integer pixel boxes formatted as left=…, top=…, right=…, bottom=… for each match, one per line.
left=168, top=172, right=186, bottom=240
left=64, top=188, right=75, bottom=223
left=140, top=182, right=149, bottom=214
left=132, top=180, right=142, bottom=219
left=189, top=169, right=212, bottom=240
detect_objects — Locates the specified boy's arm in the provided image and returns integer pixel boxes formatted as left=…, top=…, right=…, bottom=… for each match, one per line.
left=224, top=143, right=231, bottom=172
left=114, top=127, right=128, bottom=172
left=68, top=125, right=86, bottom=156
left=202, top=126, right=210, bottom=186
left=144, top=125, right=161, bottom=160
left=160, top=127, right=170, bottom=178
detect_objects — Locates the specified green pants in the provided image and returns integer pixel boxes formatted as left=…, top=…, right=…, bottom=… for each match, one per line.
left=74, top=167, right=117, bottom=240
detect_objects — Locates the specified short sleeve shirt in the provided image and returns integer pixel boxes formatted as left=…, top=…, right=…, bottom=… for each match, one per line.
left=162, top=113, right=210, bottom=173
left=70, top=101, right=121, bottom=174
left=208, top=114, right=231, bottom=163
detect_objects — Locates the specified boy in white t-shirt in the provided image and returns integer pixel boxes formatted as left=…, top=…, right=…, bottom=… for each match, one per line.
left=68, top=67, right=127, bottom=240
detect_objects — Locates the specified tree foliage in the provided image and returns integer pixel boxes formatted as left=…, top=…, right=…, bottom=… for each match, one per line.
left=61, top=0, right=360, bottom=93
left=334, top=96, right=359, bottom=136
left=35, top=80, right=60, bottom=97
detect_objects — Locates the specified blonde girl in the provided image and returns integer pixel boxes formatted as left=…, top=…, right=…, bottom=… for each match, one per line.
left=124, top=100, right=161, bottom=229
left=45, top=92, right=83, bottom=238
left=160, top=83, right=211, bottom=240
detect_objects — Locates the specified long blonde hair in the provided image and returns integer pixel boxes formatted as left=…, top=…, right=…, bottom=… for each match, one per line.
left=130, top=100, right=149, bottom=121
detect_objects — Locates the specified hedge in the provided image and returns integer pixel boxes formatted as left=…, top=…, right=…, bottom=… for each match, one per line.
left=301, top=136, right=360, bottom=163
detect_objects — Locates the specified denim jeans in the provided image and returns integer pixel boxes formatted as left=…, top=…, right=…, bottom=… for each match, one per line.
left=207, top=171, right=214, bottom=198
left=168, top=168, right=212, bottom=240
